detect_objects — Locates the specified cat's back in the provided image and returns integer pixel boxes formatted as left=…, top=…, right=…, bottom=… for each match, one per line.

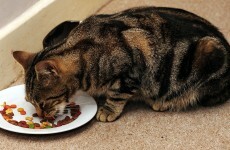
left=117, top=7, right=223, bottom=38
left=75, top=7, right=226, bottom=44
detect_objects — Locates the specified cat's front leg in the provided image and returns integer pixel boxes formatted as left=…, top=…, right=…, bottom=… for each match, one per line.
left=96, top=79, right=136, bottom=122
left=96, top=98, right=127, bottom=122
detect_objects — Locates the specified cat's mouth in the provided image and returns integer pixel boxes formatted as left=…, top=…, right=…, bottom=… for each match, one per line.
left=36, top=101, right=74, bottom=119
left=44, top=111, right=57, bottom=118
left=35, top=107, right=63, bottom=118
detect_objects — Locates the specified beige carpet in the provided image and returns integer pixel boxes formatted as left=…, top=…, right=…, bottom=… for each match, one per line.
left=0, top=0, right=230, bottom=150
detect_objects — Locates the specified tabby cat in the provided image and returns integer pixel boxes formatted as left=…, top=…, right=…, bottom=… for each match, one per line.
left=13, top=7, right=230, bottom=122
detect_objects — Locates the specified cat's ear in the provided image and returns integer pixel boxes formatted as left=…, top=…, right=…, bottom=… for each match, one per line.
left=12, top=51, right=36, bottom=70
left=34, top=60, right=61, bottom=86
left=43, top=21, right=80, bottom=48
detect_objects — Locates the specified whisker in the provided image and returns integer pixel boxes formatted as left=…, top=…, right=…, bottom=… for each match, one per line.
left=56, top=112, right=63, bottom=115
left=66, top=102, right=93, bottom=105
left=65, top=106, right=79, bottom=108
left=65, top=106, right=79, bottom=109
left=64, top=108, right=80, bottom=110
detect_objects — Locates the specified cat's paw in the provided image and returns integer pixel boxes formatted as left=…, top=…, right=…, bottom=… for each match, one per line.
left=152, top=103, right=168, bottom=112
left=96, top=106, right=119, bottom=122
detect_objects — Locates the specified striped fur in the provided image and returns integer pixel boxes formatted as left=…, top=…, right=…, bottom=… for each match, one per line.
left=13, top=7, right=230, bottom=121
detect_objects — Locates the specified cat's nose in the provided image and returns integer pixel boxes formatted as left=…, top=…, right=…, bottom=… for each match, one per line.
left=43, top=112, right=56, bottom=120
left=44, top=112, right=51, bottom=117
left=36, top=107, right=43, bottom=117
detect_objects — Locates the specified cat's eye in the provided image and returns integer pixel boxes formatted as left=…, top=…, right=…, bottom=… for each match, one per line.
left=52, top=101, right=61, bottom=107
left=39, top=103, right=44, bottom=109
left=46, top=91, right=67, bottom=101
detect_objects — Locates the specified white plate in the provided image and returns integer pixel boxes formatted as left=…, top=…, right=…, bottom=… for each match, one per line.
left=0, top=84, right=97, bottom=134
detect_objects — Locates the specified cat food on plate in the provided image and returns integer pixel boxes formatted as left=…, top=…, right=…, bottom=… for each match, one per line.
left=17, top=107, right=26, bottom=115
left=25, top=116, right=33, bottom=121
left=0, top=102, right=81, bottom=129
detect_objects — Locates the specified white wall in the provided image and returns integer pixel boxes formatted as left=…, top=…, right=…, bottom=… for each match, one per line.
left=0, top=0, right=110, bottom=90
left=0, top=0, right=38, bottom=29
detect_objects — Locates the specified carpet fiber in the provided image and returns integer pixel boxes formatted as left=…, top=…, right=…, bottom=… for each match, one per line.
left=0, top=0, right=229, bottom=149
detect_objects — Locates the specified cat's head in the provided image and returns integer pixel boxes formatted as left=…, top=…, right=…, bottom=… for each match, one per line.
left=12, top=21, right=80, bottom=118
left=13, top=51, right=73, bottom=118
